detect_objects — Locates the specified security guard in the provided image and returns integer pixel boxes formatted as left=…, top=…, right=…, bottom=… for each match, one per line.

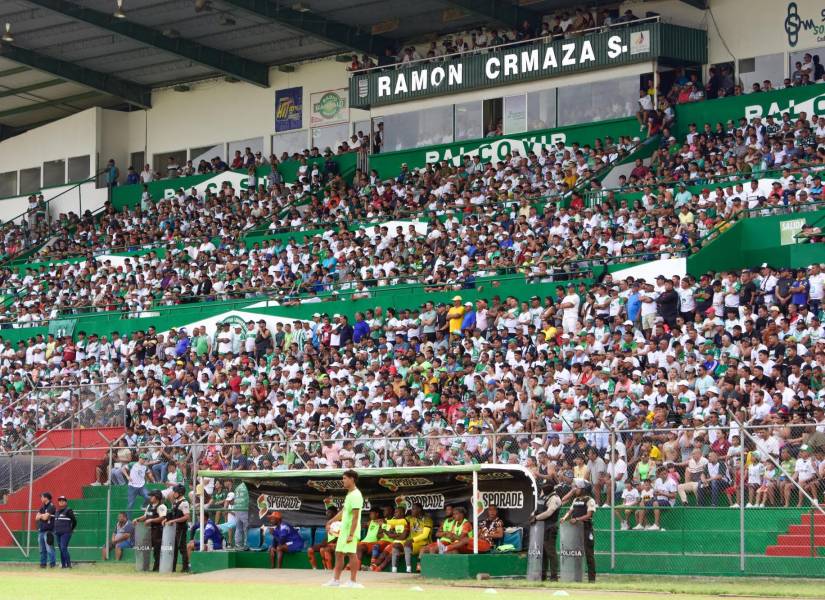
left=134, top=490, right=165, bottom=571
left=164, top=484, right=190, bottom=573
left=560, top=480, right=596, bottom=582
left=530, top=482, right=562, bottom=582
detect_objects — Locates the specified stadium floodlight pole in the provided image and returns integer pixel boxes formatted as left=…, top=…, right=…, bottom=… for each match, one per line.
left=472, top=469, right=479, bottom=554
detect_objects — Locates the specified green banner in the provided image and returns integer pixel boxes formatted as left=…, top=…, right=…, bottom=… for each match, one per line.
left=368, top=116, right=643, bottom=178
left=674, top=83, right=825, bottom=137
left=351, top=22, right=706, bottom=108
left=111, top=153, right=358, bottom=211
left=111, top=171, right=248, bottom=210
left=48, top=318, right=76, bottom=339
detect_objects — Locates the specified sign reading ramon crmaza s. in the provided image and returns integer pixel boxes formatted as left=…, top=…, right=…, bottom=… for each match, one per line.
left=349, top=24, right=673, bottom=108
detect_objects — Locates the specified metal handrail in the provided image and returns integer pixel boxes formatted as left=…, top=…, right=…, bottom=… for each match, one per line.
left=28, top=381, right=127, bottom=452
left=694, top=200, right=825, bottom=247
left=0, top=171, right=106, bottom=264
left=586, top=164, right=825, bottom=199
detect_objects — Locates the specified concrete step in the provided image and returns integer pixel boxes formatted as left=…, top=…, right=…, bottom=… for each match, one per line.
left=765, top=544, right=824, bottom=557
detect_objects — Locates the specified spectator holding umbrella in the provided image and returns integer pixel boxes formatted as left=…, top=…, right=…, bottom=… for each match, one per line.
left=53, top=495, right=77, bottom=569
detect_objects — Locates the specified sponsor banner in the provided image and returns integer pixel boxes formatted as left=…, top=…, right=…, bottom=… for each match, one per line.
left=111, top=171, right=249, bottom=210
left=674, top=83, right=825, bottom=138
left=350, top=22, right=706, bottom=108
left=223, top=467, right=536, bottom=528
left=780, top=217, right=807, bottom=245
left=152, top=309, right=313, bottom=340
left=275, top=86, right=303, bottom=132
left=782, top=1, right=825, bottom=48
left=368, top=117, right=641, bottom=177
left=310, top=88, right=349, bottom=126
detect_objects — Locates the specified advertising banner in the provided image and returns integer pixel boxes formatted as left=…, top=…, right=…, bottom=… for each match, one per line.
left=777, top=1, right=825, bottom=49
left=674, top=83, right=825, bottom=137
left=780, top=217, right=806, bottom=245
left=368, top=116, right=641, bottom=177
left=275, top=87, right=303, bottom=132
left=202, top=466, right=536, bottom=529
left=310, top=88, right=349, bottom=126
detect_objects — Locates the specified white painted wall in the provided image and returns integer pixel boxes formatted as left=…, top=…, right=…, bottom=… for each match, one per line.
left=2, top=180, right=108, bottom=225
left=125, top=60, right=348, bottom=165
left=622, top=0, right=825, bottom=69
left=99, top=109, right=131, bottom=179
left=0, top=108, right=98, bottom=194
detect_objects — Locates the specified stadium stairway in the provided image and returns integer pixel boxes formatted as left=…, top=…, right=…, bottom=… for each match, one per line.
left=0, top=482, right=172, bottom=563
left=765, top=512, right=825, bottom=557
left=0, top=427, right=121, bottom=554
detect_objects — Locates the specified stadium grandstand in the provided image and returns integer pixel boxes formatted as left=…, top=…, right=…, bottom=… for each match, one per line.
left=0, top=0, right=821, bottom=591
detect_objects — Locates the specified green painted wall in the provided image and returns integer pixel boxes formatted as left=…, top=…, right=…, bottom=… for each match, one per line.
left=110, top=153, right=358, bottom=211
left=687, top=209, right=825, bottom=276
left=674, top=83, right=825, bottom=138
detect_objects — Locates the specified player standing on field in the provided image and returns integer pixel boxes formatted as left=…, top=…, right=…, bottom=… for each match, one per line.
left=324, top=469, right=364, bottom=588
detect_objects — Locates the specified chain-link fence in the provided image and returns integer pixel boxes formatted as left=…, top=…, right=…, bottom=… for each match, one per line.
left=2, top=382, right=128, bottom=454
left=0, top=420, right=821, bottom=574
left=183, top=421, right=823, bottom=577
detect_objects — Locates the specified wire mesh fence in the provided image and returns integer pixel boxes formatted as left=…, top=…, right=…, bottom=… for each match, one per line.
left=0, top=420, right=820, bottom=574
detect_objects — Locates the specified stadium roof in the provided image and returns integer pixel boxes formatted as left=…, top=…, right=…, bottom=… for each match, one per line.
left=0, top=0, right=616, bottom=130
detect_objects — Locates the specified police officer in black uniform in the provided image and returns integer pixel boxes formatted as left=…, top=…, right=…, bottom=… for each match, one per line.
left=560, top=479, right=597, bottom=582
left=134, top=490, right=165, bottom=571
left=530, top=482, right=562, bottom=581
left=163, top=484, right=190, bottom=573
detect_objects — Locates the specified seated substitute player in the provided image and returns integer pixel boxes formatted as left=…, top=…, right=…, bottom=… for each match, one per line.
left=356, top=508, right=385, bottom=570
left=444, top=504, right=504, bottom=553
left=442, top=506, right=473, bottom=553
left=369, top=506, right=396, bottom=568
left=187, top=517, right=224, bottom=553
left=399, top=502, right=432, bottom=573
left=308, top=507, right=338, bottom=570
left=418, top=505, right=455, bottom=568
left=371, top=505, right=409, bottom=572
left=267, top=511, right=305, bottom=569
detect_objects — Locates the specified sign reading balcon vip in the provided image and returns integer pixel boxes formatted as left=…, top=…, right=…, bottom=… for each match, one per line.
left=350, top=23, right=705, bottom=109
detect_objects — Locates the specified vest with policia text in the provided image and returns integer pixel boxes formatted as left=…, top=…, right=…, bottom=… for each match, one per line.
left=170, top=499, right=189, bottom=526
left=543, top=493, right=562, bottom=530
left=144, top=503, right=162, bottom=530
left=570, top=495, right=594, bottom=530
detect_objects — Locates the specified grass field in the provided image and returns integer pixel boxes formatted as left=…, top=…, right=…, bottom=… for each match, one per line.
left=0, top=563, right=823, bottom=600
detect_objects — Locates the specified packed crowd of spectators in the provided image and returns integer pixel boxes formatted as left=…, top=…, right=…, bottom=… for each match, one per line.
left=0, top=94, right=824, bottom=330
left=0, top=67, right=823, bottom=516
left=24, top=260, right=824, bottom=511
